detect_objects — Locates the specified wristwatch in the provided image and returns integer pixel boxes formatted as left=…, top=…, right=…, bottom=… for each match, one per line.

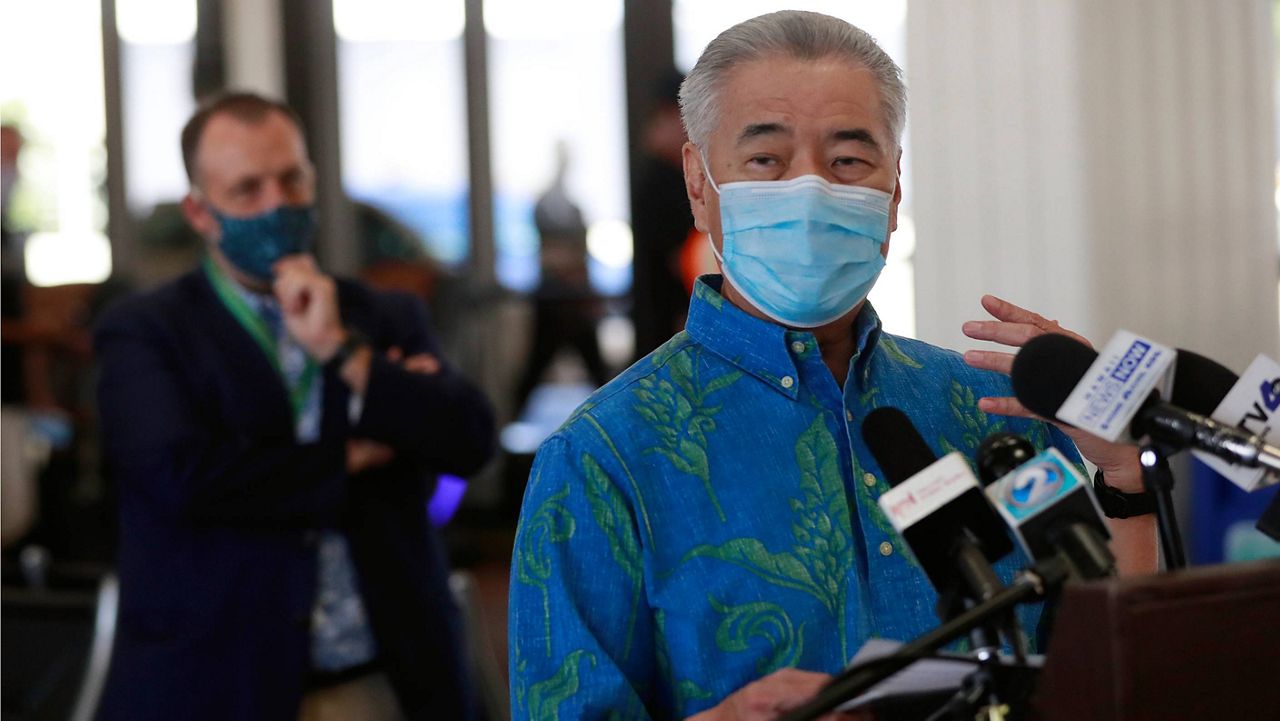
left=324, top=327, right=369, bottom=372
left=1092, top=470, right=1157, bottom=519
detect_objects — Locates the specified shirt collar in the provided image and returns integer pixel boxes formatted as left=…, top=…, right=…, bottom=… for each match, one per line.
left=852, top=296, right=884, bottom=385
left=232, top=268, right=277, bottom=309
left=207, top=258, right=283, bottom=332
left=684, top=275, right=884, bottom=396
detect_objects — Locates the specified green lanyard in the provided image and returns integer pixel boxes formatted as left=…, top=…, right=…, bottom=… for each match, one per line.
left=204, top=259, right=318, bottom=421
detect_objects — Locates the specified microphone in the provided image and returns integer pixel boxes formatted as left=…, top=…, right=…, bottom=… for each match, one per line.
left=1011, top=334, right=1280, bottom=472
left=1185, top=353, right=1280, bottom=493
left=1167, top=348, right=1240, bottom=417
left=862, top=407, right=1013, bottom=607
left=976, top=433, right=1115, bottom=579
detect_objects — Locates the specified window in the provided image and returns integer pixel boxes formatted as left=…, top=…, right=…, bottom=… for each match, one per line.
left=2, top=0, right=111, bottom=286
left=486, top=0, right=630, bottom=294
left=117, top=0, right=197, bottom=217
left=335, top=0, right=471, bottom=266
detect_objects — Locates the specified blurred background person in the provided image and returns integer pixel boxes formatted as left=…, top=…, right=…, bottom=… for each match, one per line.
left=1, top=122, right=42, bottom=547
left=512, top=142, right=609, bottom=416
left=630, top=69, right=696, bottom=360
left=93, top=92, right=495, bottom=721
left=1, top=123, right=100, bottom=555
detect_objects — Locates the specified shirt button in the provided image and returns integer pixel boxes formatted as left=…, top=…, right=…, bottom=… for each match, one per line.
left=846, top=410, right=854, bottom=422
left=780, top=375, right=795, bottom=389
left=863, top=472, right=878, bottom=488
left=879, top=541, right=894, bottom=557
left=791, top=341, right=807, bottom=354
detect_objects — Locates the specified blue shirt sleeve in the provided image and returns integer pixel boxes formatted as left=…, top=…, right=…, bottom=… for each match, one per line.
left=509, top=433, right=657, bottom=721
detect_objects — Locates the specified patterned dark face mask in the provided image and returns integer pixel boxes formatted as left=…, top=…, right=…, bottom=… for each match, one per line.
left=212, top=204, right=316, bottom=281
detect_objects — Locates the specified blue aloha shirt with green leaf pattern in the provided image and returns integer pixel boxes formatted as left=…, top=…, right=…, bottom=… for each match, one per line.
left=509, top=275, right=1081, bottom=721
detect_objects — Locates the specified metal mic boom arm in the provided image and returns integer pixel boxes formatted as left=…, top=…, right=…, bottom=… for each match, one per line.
left=1139, top=404, right=1280, bottom=473
left=777, top=557, right=1072, bottom=721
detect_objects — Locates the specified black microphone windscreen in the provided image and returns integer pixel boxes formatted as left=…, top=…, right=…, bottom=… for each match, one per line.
left=1010, top=334, right=1097, bottom=421
left=975, top=432, right=1036, bottom=485
left=862, top=407, right=936, bottom=486
left=1011, top=334, right=1241, bottom=424
left=863, top=406, right=1016, bottom=584
left=1171, top=350, right=1239, bottom=415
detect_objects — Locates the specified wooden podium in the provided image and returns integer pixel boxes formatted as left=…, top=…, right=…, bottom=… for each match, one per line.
left=1031, top=560, right=1280, bottom=720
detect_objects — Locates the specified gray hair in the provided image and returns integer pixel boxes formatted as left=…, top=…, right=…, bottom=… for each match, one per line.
left=679, top=10, right=906, bottom=151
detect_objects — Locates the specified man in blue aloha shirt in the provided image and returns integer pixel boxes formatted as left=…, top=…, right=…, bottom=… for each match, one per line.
left=509, top=11, right=1155, bottom=721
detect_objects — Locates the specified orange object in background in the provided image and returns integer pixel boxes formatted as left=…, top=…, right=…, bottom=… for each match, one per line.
left=677, top=227, right=717, bottom=294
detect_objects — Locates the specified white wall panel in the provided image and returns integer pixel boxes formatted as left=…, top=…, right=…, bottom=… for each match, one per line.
left=907, top=0, right=1277, bottom=372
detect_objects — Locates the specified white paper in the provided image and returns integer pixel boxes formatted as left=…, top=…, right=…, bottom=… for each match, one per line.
left=836, top=638, right=1044, bottom=711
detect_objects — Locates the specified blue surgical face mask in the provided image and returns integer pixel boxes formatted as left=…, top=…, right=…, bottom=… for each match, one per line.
left=703, top=154, right=893, bottom=328
left=210, top=204, right=316, bottom=281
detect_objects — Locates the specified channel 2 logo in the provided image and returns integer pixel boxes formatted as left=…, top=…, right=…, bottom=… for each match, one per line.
left=1003, top=461, right=1065, bottom=510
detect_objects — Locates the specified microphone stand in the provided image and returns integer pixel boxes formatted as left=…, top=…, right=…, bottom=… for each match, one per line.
left=923, top=662, right=1015, bottom=721
left=949, top=543, right=1028, bottom=715
left=1138, top=442, right=1186, bottom=570
left=777, top=558, right=1070, bottom=721
left=947, top=543, right=1011, bottom=651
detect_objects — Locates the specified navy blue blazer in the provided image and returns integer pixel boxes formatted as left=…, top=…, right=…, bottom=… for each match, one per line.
left=93, top=267, right=495, bottom=721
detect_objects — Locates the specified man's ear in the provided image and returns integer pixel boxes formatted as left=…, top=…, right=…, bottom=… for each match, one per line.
left=888, top=155, right=903, bottom=234
left=181, top=192, right=219, bottom=241
left=682, top=141, right=712, bottom=233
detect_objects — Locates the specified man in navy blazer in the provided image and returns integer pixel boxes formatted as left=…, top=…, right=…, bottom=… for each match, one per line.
left=93, top=93, right=495, bottom=720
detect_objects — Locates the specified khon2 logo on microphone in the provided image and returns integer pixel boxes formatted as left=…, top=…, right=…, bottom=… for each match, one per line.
left=994, top=450, right=1080, bottom=522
